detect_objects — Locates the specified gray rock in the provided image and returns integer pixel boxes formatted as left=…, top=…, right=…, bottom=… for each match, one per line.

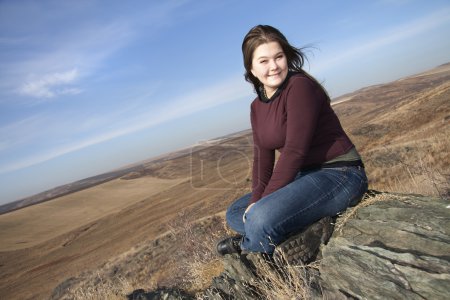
left=203, top=253, right=261, bottom=300
left=319, top=194, right=450, bottom=300
left=127, top=287, right=194, bottom=300
left=203, top=216, right=334, bottom=299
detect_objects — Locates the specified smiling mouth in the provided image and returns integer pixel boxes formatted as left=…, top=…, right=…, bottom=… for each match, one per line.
left=268, top=75, right=282, bottom=80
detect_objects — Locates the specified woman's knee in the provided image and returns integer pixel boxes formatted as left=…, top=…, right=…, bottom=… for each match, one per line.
left=245, top=204, right=279, bottom=236
left=226, top=193, right=249, bottom=214
left=225, top=193, right=251, bottom=228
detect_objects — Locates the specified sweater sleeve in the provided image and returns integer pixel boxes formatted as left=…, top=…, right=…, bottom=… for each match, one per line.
left=250, top=105, right=275, bottom=204
left=261, top=77, right=323, bottom=198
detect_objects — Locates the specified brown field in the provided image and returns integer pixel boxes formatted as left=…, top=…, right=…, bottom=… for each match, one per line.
left=0, top=63, right=449, bottom=299
left=333, top=63, right=450, bottom=197
left=0, top=177, right=185, bottom=251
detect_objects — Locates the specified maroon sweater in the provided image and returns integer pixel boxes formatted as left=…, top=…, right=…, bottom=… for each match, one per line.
left=250, top=73, right=354, bottom=204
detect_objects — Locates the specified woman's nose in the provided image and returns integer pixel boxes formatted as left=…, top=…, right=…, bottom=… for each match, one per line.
left=269, top=59, right=278, bottom=70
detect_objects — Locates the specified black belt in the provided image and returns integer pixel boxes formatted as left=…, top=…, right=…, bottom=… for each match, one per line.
left=301, top=159, right=365, bottom=171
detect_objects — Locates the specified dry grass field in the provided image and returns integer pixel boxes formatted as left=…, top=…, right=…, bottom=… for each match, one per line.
left=0, top=137, right=254, bottom=299
left=0, top=177, right=185, bottom=251
left=334, top=62, right=450, bottom=198
left=0, top=63, right=449, bottom=299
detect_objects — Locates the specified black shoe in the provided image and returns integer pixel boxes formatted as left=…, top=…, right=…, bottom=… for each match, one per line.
left=217, top=236, right=242, bottom=256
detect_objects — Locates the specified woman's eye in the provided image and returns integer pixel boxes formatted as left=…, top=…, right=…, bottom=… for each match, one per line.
left=260, top=60, right=267, bottom=64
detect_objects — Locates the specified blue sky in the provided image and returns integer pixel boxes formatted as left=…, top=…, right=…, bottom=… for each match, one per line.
left=1, top=0, right=450, bottom=205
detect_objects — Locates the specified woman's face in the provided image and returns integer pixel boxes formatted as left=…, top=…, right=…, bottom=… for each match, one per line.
left=251, top=41, right=288, bottom=96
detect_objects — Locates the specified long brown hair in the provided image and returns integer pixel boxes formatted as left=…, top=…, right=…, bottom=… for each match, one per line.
left=242, top=25, right=328, bottom=98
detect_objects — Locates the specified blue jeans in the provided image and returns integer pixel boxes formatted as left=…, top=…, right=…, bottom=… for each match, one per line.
left=226, top=166, right=368, bottom=254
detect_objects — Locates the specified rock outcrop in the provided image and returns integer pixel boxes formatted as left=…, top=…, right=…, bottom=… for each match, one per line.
left=127, top=287, right=194, bottom=300
left=203, top=193, right=450, bottom=299
left=204, top=218, right=334, bottom=299
left=319, top=193, right=450, bottom=299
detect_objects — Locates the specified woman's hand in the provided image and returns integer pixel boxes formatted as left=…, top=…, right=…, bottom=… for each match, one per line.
left=243, top=203, right=255, bottom=223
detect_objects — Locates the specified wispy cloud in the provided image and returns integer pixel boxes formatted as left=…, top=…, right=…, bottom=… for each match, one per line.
left=0, top=1, right=190, bottom=102
left=314, top=7, right=450, bottom=72
left=376, top=0, right=413, bottom=5
left=0, top=25, right=132, bottom=102
left=5, top=20, right=135, bottom=101
left=18, top=68, right=81, bottom=98
left=0, top=115, right=49, bottom=151
left=0, top=74, right=252, bottom=174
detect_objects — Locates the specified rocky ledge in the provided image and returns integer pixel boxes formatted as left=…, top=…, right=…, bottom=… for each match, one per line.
left=130, top=192, right=450, bottom=299
left=319, top=193, right=450, bottom=299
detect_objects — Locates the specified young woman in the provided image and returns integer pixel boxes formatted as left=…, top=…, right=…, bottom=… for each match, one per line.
left=217, top=25, right=368, bottom=255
